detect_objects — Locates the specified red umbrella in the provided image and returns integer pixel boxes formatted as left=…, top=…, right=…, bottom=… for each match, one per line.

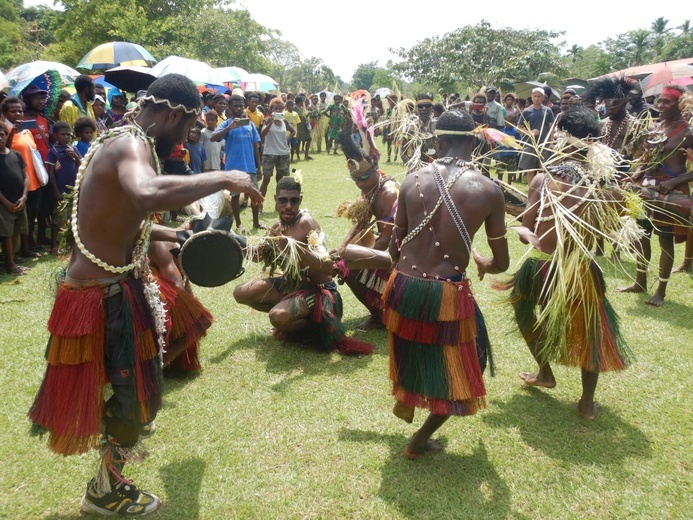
left=641, top=63, right=693, bottom=97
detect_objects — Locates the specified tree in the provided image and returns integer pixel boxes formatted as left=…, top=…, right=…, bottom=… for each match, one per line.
left=351, top=61, right=378, bottom=90
left=650, top=17, right=671, bottom=57
left=567, top=44, right=582, bottom=63
left=392, top=21, right=565, bottom=92
left=266, top=38, right=301, bottom=88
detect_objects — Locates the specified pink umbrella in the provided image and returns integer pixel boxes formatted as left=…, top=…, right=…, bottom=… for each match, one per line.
left=641, top=63, right=693, bottom=97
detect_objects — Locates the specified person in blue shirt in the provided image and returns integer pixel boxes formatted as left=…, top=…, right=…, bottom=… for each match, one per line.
left=184, top=127, right=207, bottom=174
left=211, top=94, right=264, bottom=231
left=493, top=112, right=521, bottom=184
left=73, top=117, right=96, bottom=158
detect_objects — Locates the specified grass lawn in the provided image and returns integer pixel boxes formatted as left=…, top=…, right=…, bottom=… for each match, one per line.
left=0, top=146, right=691, bottom=519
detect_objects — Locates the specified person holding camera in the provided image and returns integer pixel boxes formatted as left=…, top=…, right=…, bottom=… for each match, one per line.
left=259, top=98, right=295, bottom=206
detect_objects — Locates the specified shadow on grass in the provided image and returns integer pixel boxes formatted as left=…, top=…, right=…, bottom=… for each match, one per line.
left=159, top=457, right=206, bottom=519
left=482, top=389, right=652, bottom=467
left=340, top=428, right=521, bottom=520
left=210, top=332, right=377, bottom=393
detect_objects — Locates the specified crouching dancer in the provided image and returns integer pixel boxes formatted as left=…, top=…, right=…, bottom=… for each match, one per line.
left=28, top=74, right=263, bottom=516
left=386, top=110, right=509, bottom=459
left=234, top=176, right=373, bottom=355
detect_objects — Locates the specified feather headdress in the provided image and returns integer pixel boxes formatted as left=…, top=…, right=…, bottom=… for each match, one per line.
left=584, top=76, right=636, bottom=104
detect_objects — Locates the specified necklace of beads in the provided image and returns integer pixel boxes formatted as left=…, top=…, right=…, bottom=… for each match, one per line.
left=604, top=115, right=632, bottom=149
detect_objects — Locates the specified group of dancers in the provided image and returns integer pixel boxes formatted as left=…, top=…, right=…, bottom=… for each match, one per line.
left=26, top=74, right=692, bottom=516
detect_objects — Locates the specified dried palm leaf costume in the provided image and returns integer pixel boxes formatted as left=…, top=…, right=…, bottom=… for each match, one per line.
left=28, top=114, right=212, bottom=494
left=250, top=213, right=374, bottom=356
left=495, top=133, right=637, bottom=373
left=385, top=157, right=493, bottom=418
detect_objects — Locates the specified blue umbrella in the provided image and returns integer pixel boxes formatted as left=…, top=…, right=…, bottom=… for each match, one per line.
left=9, top=69, right=63, bottom=118
left=5, top=61, right=79, bottom=87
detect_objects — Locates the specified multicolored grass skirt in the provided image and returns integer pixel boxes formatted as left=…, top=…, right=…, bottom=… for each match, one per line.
left=383, top=270, right=490, bottom=416
left=274, top=283, right=374, bottom=355
left=497, top=257, right=631, bottom=372
left=28, top=275, right=212, bottom=456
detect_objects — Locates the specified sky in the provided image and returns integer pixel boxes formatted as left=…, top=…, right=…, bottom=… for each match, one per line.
left=25, top=0, right=691, bottom=81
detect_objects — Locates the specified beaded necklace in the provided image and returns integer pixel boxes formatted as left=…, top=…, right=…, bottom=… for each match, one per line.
left=603, top=114, right=633, bottom=150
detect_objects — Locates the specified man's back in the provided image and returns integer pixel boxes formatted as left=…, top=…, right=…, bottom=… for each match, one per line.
left=397, top=161, right=506, bottom=277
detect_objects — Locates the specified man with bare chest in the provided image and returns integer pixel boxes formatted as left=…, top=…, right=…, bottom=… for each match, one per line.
left=385, top=110, right=508, bottom=459
left=617, top=85, right=693, bottom=306
left=335, top=131, right=399, bottom=331
left=234, top=177, right=373, bottom=355
left=28, top=74, right=263, bottom=517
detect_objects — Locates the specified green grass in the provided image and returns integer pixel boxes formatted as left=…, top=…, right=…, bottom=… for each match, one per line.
left=0, top=148, right=691, bottom=519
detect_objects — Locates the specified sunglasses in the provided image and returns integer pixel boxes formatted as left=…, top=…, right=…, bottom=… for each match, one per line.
left=277, top=196, right=301, bottom=205
left=417, top=103, right=432, bottom=109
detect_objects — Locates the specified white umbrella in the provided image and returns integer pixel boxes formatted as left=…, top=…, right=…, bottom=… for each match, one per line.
left=5, top=60, right=80, bottom=87
left=213, top=66, right=249, bottom=84
left=242, top=73, right=279, bottom=92
left=150, top=56, right=226, bottom=87
left=0, top=71, right=8, bottom=90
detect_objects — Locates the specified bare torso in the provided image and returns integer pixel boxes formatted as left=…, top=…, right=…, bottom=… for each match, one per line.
left=67, top=134, right=157, bottom=280
left=395, top=162, right=506, bottom=278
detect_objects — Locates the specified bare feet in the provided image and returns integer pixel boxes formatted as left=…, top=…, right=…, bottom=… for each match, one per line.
left=672, top=262, right=692, bottom=274
left=578, top=399, right=599, bottom=420
left=645, top=293, right=665, bottom=307
left=519, top=371, right=556, bottom=388
left=6, top=265, right=29, bottom=275
left=403, top=439, right=443, bottom=460
left=393, top=402, right=415, bottom=423
left=356, top=314, right=384, bottom=332
left=616, top=283, right=646, bottom=293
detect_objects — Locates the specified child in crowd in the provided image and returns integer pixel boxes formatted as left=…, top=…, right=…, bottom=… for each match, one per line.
left=493, top=112, right=521, bottom=184
left=283, top=99, right=301, bottom=161
left=73, top=117, right=96, bottom=157
left=184, top=127, right=207, bottom=174
left=46, top=121, right=81, bottom=254
left=201, top=110, right=223, bottom=170
left=0, top=125, right=30, bottom=274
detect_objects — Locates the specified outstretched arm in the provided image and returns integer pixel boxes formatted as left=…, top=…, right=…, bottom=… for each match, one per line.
left=116, top=136, right=263, bottom=212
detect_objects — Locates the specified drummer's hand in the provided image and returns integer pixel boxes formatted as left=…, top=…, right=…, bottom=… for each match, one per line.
left=225, top=170, right=264, bottom=206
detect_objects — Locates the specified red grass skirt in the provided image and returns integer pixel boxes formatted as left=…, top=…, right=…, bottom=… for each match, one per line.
left=28, top=275, right=212, bottom=455
left=383, top=270, right=488, bottom=416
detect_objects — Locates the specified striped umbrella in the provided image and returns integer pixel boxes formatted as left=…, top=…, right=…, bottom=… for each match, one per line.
left=77, top=42, right=157, bottom=71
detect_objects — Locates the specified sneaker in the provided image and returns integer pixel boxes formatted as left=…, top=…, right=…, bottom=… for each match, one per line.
left=81, top=479, right=160, bottom=516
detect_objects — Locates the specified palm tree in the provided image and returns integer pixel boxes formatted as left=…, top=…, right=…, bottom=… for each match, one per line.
left=567, top=44, right=582, bottom=63
left=629, top=30, right=651, bottom=66
left=679, top=20, right=691, bottom=36
left=651, top=17, right=671, bottom=58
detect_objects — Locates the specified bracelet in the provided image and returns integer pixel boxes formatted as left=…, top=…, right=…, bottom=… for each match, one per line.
left=487, top=233, right=507, bottom=241
left=636, top=268, right=648, bottom=273
left=659, top=277, right=669, bottom=283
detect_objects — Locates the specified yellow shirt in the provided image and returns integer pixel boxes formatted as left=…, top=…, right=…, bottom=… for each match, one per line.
left=283, top=110, right=301, bottom=137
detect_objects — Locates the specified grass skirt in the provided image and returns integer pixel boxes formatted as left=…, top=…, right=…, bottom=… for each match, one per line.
left=383, top=270, right=490, bottom=416
left=274, top=284, right=374, bottom=355
left=496, top=257, right=631, bottom=372
left=28, top=275, right=212, bottom=455
left=357, top=268, right=390, bottom=311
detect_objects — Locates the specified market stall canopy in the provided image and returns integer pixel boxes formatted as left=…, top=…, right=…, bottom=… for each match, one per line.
left=641, top=63, right=693, bottom=97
